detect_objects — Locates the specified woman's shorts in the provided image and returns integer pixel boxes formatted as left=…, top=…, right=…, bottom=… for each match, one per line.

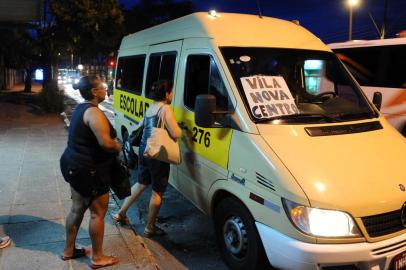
left=137, top=155, right=170, bottom=193
left=60, top=155, right=111, bottom=198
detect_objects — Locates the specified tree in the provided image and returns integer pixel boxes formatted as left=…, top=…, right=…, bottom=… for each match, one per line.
left=125, top=0, right=194, bottom=33
left=0, top=25, right=41, bottom=92
left=0, top=0, right=125, bottom=90
left=51, top=0, right=125, bottom=67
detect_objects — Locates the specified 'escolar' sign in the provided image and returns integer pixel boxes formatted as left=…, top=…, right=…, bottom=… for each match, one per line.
left=240, top=76, right=298, bottom=119
left=114, top=89, right=151, bottom=122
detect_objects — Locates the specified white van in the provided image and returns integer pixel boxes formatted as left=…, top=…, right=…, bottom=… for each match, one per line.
left=114, top=12, right=406, bottom=270
left=329, top=38, right=406, bottom=137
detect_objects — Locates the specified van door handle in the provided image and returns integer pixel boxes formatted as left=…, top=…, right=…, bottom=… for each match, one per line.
left=178, top=122, right=188, bottom=130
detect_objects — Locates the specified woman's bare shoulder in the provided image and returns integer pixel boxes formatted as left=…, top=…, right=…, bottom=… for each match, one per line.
left=84, top=106, right=103, bottom=116
left=83, top=106, right=105, bottom=124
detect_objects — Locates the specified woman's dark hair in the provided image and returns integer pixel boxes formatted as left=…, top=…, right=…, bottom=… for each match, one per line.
left=72, top=75, right=100, bottom=100
left=150, top=79, right=173, bottom=101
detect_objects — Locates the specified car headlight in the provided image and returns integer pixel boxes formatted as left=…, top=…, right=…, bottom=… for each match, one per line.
left=282, top=198, right=361, bottom=237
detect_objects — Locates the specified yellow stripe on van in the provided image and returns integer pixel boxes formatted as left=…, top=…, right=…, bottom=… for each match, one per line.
left=174, top=107, right=233, bottom=169
left=114, top=89, right=152, bottom=123
left=114, top=89, right=232, bottom=169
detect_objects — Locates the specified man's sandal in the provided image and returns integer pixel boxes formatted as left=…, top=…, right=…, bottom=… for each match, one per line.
left=90, top=255, right=119, bottom=269
left=144, top=226, right=166, bottom=238
left=112, top=213, right=129, bottom=225
left=61, top=247, right=87, bottom=261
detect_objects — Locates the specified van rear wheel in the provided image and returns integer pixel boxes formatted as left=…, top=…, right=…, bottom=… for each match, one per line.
left=214, top=197, right=269, bottom=270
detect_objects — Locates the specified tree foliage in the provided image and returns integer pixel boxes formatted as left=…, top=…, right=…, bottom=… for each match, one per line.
left=51, top=0, right=125, bottom=59
left=0, top=27, right=38, bottom=67
left=0, top=25, right=41, bottom=91
left=125, top=0, right=194, bottom=33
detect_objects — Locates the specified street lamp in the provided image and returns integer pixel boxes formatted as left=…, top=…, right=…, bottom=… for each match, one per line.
left=347, top=0, right=360, bottom=40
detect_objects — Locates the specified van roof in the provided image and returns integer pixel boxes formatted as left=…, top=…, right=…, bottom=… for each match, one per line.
left=328, top=37, right=406, bottom=49
left=120, top=12, right=329, bottom=51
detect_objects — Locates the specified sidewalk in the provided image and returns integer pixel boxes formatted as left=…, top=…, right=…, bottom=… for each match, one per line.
left=0, top=98, right=158, bottom=269
left=0, top=82, right=42, bottom=94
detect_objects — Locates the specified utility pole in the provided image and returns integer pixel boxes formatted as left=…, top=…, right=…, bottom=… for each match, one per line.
left=380, top=0, right=388, bottom=39
left=256, top=0, right=263, bottom=18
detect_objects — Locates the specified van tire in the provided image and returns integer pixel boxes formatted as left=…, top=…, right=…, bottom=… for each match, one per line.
left=214, top=197, right=270, bottom=270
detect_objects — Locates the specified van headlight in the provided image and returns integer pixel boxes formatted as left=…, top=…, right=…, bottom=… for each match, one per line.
left=282, top=198, right=361, bottom=237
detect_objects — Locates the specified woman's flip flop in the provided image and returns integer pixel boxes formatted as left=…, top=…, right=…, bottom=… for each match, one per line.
left=112, top=213, right=129, bottom=225
left=61, top=247, right=87, bottom=261
left=0, top=236, right=11, bottom=249
left=90, top=256, right=119, bottom=269
left=144, top=225, right=166, bottom=238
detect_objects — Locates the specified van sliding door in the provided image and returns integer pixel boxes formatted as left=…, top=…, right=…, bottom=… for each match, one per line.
left=145, top=40, right=183, bottom=182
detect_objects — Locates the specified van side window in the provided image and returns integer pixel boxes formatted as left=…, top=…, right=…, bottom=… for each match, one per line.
left=116, top=55, right=146, bottom=94
left=145, top=53, right=176, bottom=98
left=184, top=55, right=230, bottom=111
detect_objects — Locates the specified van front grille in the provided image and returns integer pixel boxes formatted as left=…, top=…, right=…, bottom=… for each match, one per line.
left=361, top=210, right=405, bottom=238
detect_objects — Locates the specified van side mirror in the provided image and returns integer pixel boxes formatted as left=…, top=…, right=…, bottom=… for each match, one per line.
left=372, top=91, right=382, bottom=111
left=195, top=95, right=216, bottom=127
left=195, top=94, right=232, bottom=127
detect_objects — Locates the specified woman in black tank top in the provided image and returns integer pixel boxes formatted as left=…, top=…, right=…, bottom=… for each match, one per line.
left=60, top=76, right=122, bottom=268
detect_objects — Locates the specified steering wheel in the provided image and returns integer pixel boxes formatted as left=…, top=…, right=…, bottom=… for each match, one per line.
left=312, top=91, right=337, bottom=101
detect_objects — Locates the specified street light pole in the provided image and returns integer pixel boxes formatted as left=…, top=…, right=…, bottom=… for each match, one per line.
left=349, top=5, right=353, bottom=40
left=347, top=0, right=360, bottom=41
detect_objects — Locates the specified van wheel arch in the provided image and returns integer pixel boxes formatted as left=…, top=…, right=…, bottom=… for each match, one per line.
left=211, top=190, right=236, bottom=217
left=212, top=193, right=271, bottom=270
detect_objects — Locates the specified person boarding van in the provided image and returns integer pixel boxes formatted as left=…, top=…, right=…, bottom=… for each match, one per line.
left=114, top=12, right=406, bottom=270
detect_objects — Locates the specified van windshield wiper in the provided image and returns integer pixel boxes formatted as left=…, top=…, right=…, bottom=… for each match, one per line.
left=335, top=111, right=376, bottom=120
left=256, top=113, right=342, bottom=123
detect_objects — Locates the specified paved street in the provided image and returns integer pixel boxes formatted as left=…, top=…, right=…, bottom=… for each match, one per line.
left=0, top=91, right=158, bottom=270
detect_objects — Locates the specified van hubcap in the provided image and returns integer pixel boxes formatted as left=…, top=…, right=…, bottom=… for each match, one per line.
left=223, top=216, right=248, bottom=257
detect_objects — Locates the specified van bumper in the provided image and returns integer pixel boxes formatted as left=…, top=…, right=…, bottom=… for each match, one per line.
left=256, top=222, right=406, bottom=270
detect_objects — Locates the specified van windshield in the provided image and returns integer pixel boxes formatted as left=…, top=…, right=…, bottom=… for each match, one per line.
left=221, top=47, right=377, bottom=124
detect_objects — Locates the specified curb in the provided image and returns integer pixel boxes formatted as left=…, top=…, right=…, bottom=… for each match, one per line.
left=110, top=193, right=161, bottom=270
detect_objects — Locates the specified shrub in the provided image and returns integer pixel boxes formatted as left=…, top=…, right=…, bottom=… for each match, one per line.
left=39, top=80, right=65, bottom=113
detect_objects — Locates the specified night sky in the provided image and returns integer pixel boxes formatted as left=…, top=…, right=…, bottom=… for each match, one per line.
left=119, top=0, right=406, bottom=43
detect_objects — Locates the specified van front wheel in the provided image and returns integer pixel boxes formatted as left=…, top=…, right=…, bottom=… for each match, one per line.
left=214, top=197, right=269, bottom=270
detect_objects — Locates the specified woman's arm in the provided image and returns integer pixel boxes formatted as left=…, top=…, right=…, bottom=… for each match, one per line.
left=84, top=107, right=122, bottom=153
left=163, top=106, right=182, bottom=140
